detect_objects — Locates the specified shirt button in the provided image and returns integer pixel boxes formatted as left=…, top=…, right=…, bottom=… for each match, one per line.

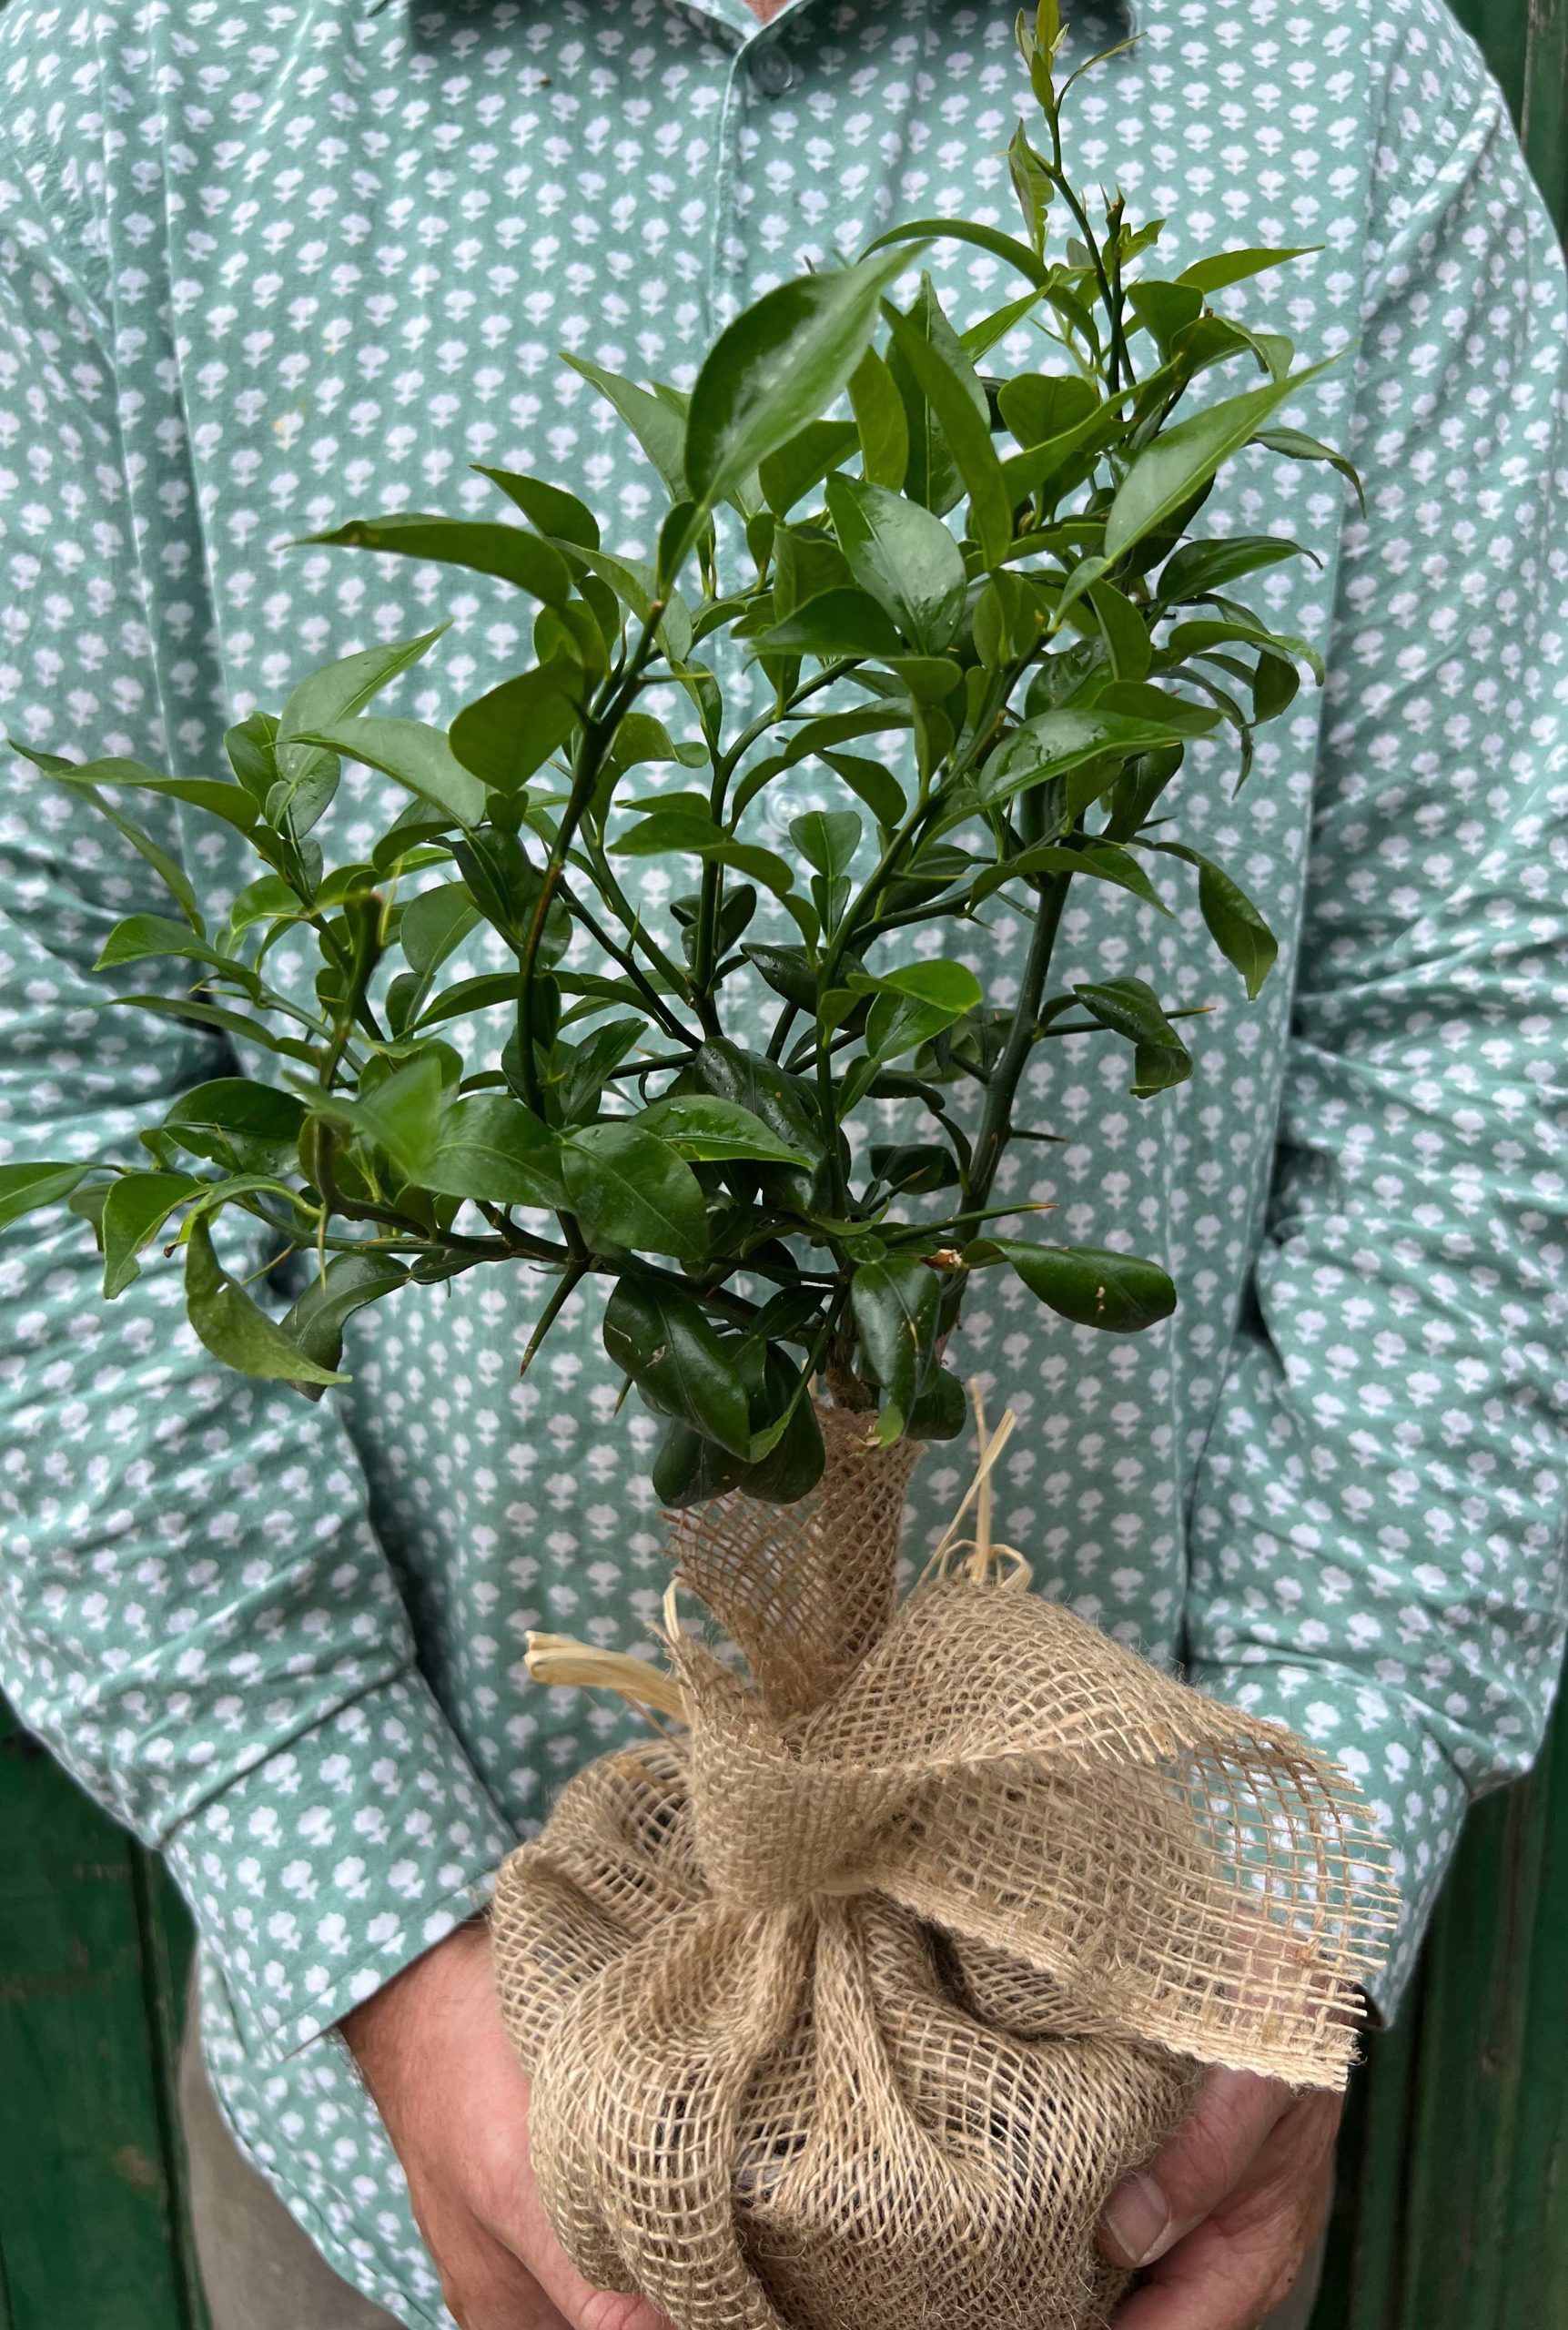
left=749, top=43, right=798, bottom=96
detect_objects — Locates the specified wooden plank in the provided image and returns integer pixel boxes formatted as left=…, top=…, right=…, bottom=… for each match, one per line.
left=0, top=1704, right=197, bottom=2330
left=1452, top=0, right=1568, bottom=233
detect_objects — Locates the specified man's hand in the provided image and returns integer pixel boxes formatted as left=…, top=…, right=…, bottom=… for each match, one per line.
left=1098, top=2067, right=1341, bottom=2330
left=341, top=1920, right=672, bottom=2330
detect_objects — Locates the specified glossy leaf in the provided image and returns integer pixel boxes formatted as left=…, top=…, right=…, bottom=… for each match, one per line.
left=826, top=475, right=967, bottom=654
left=885, top=307, right=1013, bottom=565
left=450, top=656, right=582, bottom=791
left=757, top=419, right=859, bottom=517
left=0, top=1160, right=92, bottom=1228
left=790, top=809, right=863, bottom=880
left=185, top=1217, right=348, bottom=1386
left=1176, top=245, right=1318, bottom=294
left=101, top=1171, right=206, bottom=1298
left=966, top=1236, right=1177, bottom=1332
left=562, top=1124, right=708, bottom=1259
left=421, top=1094, right=567, bottom=1208
left=564, top=356, right=688, bottom=500
left=633, top=1096, right=810, bottom=1165
left=1074, top=976, right=1193, bottom=1097
left=602, top=1276, right=753, bottom=1457
left=306, top=514, right=572, bottom=607
left=274, top=628, right=446, bottom=836
left=474, top=465, right=601, bottom=550
left=300, top=717, right=488, bottom=828
left=847, top=346, right=909, bottom=490
left=851, top=1254, right=939, bottom=1420
left=684, top=244, right=916, bottom=511
left=761, top=587, right=903, bottom=660
left=1103, top=371, right=1314, bottom=563
left=280, top=1251, right=410, bottom=1386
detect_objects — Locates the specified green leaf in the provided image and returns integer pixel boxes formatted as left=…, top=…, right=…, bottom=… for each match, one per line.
left=400, top=884, right=481, bottom=978
left=757, top=419, right=860, bottom=517
left=1176, top=245, right=1318, bottom=294
left=95, top=916, right=241, bottom=979
left=1074, top=975, right=1193, bottom=1097
left=742, top=1373, right=826, bottom=1500
left=760, top=587, right=903, bottom=660
left=101, top=993, right=322, bottom=1068
left=825, top=475, right=967, bottom=654
left=851, top=1254, right=939, bottom=1419
left=692, top=1040, right=824, bottom=1160
left=1103, top=371, right=1318, bottom=564
left=1252, top=425, right=1366, bottom=515
left=101, top=1171, right=205, bottom=1298
left=0, top=1160, right=92, bottom=1228
left=883, top=272, right=986, bottom=514
left=280, top=1251, right=410, bottom=1387
left=450, top=656, right=583, bottom=791
left=1126, top=279, right=1205, bottom=356
left=473, top=465, right=601, bottom=550
left=300, top=718, right=488, bottom=828
left=823, top=749, right=907, bottom=831
left=632, top=1095, right=810, bottom=1165
left=1157, top=534, right=1307, bottom=602
left=864, top=217, right=1051, bottom=291
left=847, top=346, right=909, bottom=491
left=907, top=1360, right=967, bottom=1439
left=564, top=356, right=688, bottom=500
left=49, top=779, right=205, bottom=931
left=870, top=1142, right=959, bottom=1195
left=420, top=1094, right=567, bottom=1208
left=863, top=960, right=982, bottom=1063
left=275, top=628, right=447, bottom=836
left=313, top=1051, right=447, bottom=1182
left=562, top=1124, right=708, bottom=1259
left=966, top=1237, right=1177, bottom=1332
left=602, top=1276, right=753, bottom=1456
left=162, top=1079, right=309, bottom=1174
left=452, top=828, right=571, bottom=961
left=996, top=372, right=1098, bottom=450
left=305, top=514, right=572, bottom=607
left=974, top=706, right=1211, bottom=815
left=884, top=307, right=1014, bottom=565
left=652, top=1419, right=753, bottom=1507
left=684, top=244, right=917, bottom=511
left=1158, top=844, right=1278, bottom=998
left=971, top=836, right=1168, bottom=912
left=790, top=808, right=863, bottom=880
left=185, top=1217, right=348, bottom=1386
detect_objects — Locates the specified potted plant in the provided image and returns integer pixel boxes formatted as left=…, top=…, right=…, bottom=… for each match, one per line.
left=0, top=11, right=1385, bottom=2326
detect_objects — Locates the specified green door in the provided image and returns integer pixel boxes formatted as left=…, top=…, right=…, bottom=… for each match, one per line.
left=0, top=4, right=1563, bottom=2324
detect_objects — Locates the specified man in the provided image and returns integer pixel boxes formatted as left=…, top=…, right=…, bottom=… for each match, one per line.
left=0, top=0, right=1563, bottom=2327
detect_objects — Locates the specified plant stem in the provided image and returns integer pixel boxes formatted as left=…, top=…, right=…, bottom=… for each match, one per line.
left=966, top=870, right=1070, bottom=1207
left=517, top=606, right=666, bottom=1113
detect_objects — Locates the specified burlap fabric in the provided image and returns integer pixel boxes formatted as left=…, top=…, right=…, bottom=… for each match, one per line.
left=492, top=1404, right=1391, bottom=2330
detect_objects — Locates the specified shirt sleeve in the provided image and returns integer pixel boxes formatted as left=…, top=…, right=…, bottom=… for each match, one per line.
left=0, top=146, right=513, bottom=2062
left=1184, top=24, right=1568, bottom=2016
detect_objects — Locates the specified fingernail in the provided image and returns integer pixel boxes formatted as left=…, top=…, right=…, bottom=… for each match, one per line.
left=1102, top=2171, right=1172, bottom=2268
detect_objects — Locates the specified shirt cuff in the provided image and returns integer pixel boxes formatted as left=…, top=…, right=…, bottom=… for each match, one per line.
left=161, top=1669, right=516, bottom=2062
left=1188, top=1652, right=1469, bottom=2022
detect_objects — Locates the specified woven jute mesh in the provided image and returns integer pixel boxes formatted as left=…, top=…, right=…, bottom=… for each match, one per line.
left=493, top=1404, right=1394, bottom=2330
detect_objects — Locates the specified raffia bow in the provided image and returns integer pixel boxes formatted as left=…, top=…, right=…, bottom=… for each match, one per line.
left=495, top=1390, right=1393, bottom=2330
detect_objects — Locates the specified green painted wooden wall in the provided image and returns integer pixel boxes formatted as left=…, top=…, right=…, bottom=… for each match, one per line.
left=0, top=5, right=1563, bottom=2325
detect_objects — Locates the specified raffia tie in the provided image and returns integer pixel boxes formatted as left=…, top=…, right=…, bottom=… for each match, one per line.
left=493, top=1387, right=1395, bottom=2330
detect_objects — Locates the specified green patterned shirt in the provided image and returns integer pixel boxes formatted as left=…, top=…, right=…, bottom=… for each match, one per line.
left=0, top=0, right=1564, bottom=2319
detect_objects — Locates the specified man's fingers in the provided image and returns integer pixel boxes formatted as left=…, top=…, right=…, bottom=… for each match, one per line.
left=1099, top=2067, right=1293, bottom=2270
left=1108, top=2093, right=1339, bottom=2330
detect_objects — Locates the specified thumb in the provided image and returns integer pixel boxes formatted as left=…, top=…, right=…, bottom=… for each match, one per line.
left=1098, top=2067, right=1293, bottom=2271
